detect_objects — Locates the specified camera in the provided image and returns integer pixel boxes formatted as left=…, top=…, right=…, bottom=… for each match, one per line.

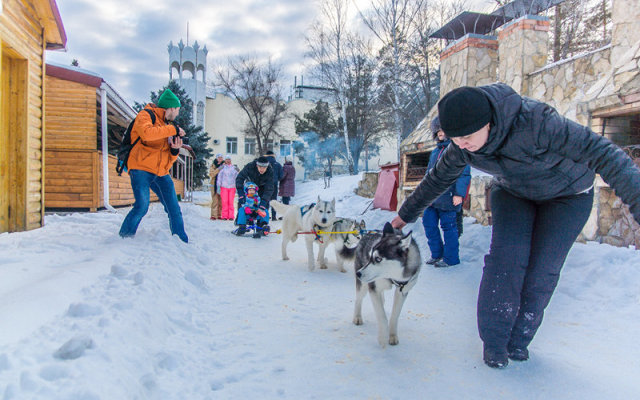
left=172, top=123, right=189, bottom=145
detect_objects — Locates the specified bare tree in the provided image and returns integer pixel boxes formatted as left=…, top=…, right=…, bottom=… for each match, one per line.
left=214, top=56, right=287, bottom=155
left=305, top=0, right=356, bottom=173
left=357, top=0, right=425, bottom=162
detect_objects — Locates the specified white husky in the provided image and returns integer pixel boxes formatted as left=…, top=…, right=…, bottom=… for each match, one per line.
left=270, top=197, right=337, bottom=271
left=353, top=222, right=422, bottom=347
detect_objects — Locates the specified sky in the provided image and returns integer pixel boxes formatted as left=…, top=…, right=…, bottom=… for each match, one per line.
left=45, top=0, right=494, bottom=106
left=0, top=174, right=639, bottom=399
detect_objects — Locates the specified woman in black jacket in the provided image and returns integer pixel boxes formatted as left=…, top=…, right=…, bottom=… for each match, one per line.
left=392, top=83, right=640, bottom=369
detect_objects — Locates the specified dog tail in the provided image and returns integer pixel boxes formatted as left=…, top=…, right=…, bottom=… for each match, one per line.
left=338, top=246, right=357, bottom=261
left=269, top=199, right=291, bottom=215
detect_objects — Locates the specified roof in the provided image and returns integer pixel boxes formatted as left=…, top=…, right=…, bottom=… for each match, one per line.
left=400, top=113, right=438, bottom=152
left=37, top=0, right=67, bottom=50
left=430, top=12, right=507, bottom=40
left=491, top=0, right=564, bottom=22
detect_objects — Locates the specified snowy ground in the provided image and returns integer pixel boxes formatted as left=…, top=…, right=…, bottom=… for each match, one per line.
left=0, top=174, right=639, bottom=399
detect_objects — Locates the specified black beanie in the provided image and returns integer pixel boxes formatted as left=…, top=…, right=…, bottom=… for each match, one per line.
left=438, top=86, right=491, bottom=137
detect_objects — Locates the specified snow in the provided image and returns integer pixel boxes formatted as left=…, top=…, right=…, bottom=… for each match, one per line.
left=0, top=174, right=639, bottom=399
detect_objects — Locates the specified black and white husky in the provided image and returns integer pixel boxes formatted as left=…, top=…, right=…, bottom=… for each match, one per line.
left=353, top=222, right=422, bottom=347
left=270, top=197, right=337, bottom=271
left=316, top=218, right=366, bottom=273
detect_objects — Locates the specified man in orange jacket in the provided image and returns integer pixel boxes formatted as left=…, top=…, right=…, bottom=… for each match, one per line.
left=119, top=88, right=189, bottom=243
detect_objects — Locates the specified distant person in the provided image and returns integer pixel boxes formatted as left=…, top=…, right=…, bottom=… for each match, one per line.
left=279, top=155, right=296, bottom=207
left=209, top=153, right=224, bottom=220
left=236, top=156, right=275, bottom=230
left=391, top=83, right=640, bottom=369
left=265, top=150, right=283, bottom=220
left=119, top=88, right=188, bottom=243
left=217, top=155, right=239, bottom=220
left=422, top=116, right=471, bottom=268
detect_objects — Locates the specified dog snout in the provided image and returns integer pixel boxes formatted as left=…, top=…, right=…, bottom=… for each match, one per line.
left=322, top=218, right=327, bottom=224
left=356, top=271, right=362, bottom=278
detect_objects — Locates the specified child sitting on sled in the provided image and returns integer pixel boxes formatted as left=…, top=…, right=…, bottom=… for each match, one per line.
left=235, top=182, right=270, bottom=238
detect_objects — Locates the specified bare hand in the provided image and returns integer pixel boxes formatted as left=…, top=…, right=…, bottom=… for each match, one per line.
left=453, top=195, right=463, bottom=206
left=391, top=215, right=407, bottom=229
left=178, top=127, right=186, bottom=137
left=169, top=136, right=183, bottom=149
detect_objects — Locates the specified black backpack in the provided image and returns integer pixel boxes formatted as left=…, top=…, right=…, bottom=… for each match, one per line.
left=115, top=109, right=156, bottom=176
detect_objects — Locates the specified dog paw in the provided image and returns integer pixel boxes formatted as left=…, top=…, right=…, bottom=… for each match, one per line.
left=378, top=338, right=388, bottom=348
left=339, top=268, right=347, bottom=273
left=319, top=264, right=328, bottom=269
left=308, top=264, right=316, bottom=272
left=389, top=335, right=399, bottom=346
left=283, top=256, right=289, bottom=261
left=353, top=316, right=363, bottom=325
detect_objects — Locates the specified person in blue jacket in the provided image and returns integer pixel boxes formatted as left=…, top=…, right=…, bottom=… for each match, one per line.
left=422, top=116, right=471, bottom=268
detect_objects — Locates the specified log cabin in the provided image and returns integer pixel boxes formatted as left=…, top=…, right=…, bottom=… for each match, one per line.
left=1, top=0, right=66, bottom=233
left=44, top=62, right=193, bottom=211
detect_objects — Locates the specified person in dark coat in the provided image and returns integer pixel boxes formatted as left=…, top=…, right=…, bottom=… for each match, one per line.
left=391, top=83, right=640, bottom=369
left=279, top=155, right=296, bottom=205
left=236, top=156, right=275, bottom=226
left=265, top=150, right=284, bottom=220
left=422, top=116, right=471, bottom=268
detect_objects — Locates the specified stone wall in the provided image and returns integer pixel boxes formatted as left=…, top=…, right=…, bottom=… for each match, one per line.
left=355, top=172, right=378, bottom=198
left=498, top=16, right=550, bottom=95
left=527, top=46, right=612, bottom=125
left=440, top=34, right=498, bottom=96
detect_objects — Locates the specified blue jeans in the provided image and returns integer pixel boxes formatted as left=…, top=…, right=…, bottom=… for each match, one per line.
left=422, top=206, right=459, bottom=265
left=119, top=169, right=188, bottom=243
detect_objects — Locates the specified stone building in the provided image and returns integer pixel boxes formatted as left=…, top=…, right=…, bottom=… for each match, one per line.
left=168, top=39, right=208, bottom=129
left=400, top=0, right=640, bottom=248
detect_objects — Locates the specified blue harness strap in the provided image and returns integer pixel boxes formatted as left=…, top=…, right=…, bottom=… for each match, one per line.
left=300, top=202, right=316, bottom=217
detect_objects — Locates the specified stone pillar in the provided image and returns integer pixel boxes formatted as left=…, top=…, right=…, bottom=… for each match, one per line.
left=498, top=15, right=549, bottom=95
left=611, top=0, right=640, bottom=95
left=439, top=34, right=498, bottom=97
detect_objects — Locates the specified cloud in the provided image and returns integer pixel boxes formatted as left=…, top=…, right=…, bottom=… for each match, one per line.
left=47, top=0, right=318, bottom=105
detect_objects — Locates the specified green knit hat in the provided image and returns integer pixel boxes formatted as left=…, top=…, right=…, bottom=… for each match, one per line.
left=157, top=89, right=181, bottom=109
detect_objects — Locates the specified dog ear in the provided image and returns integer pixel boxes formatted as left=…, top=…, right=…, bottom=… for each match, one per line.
left=383, top=222, right=394, bottom=235
left=400, top=231, right=413, bottom=250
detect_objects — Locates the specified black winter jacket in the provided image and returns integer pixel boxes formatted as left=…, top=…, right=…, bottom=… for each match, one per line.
left=236, top=160, right=275, bottom=208
left=399, top=83, right=640, bottom=224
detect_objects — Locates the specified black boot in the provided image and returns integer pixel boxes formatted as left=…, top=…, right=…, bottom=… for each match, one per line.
left=483, top=347, right=509, bottom=369
left=252, top=231, right=262, bottom=239
left=507, top=346, right=529, bottom=361
left=234, top=225, right=246, bottom=236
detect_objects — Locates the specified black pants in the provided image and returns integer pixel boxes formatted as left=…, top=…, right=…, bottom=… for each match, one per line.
left=282, top=196, right=291, bottom=205
left=477, top=186, right=593, bottom=353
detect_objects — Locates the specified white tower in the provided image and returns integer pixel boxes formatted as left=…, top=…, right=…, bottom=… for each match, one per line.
left=168, top=39, right=208, bottom=129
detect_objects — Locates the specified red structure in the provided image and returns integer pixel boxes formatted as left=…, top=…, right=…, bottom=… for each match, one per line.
left=373, top=163, right=399, bottom=211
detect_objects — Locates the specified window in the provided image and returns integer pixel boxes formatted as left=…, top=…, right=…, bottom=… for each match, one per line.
left=245, top=138, right=256, bottom=155
left=279, top=140, right=292, bottom=157
left=226, top=137, right=237, bottom=154
left=265, top=139, right=274, bottom=153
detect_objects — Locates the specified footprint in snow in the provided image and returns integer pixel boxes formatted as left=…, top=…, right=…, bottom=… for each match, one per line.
left=53, top=335, right=94, bottom=360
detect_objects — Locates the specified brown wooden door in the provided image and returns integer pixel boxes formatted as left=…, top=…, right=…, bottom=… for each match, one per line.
left=1, top=47, right=28, bottom=233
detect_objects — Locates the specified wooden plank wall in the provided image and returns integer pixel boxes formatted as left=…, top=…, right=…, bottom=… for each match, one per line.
left=44, top=75, right=96, bottom=150
left=45, top=149, right=185, bottom=209
left=0, top=0, right=50, bottom=231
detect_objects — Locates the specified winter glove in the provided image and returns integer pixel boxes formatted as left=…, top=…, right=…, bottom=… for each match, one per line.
left=244, top=206, right=252, bottom=215
left=256, top=208, right=267, bottom=218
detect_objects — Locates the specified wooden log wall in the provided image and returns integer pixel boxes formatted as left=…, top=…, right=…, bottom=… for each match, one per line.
left=45, top=149, right=184, bottom=209
left=44, top=75, right=96, bottom=150
left=0, top=0, right=51, bottom=231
